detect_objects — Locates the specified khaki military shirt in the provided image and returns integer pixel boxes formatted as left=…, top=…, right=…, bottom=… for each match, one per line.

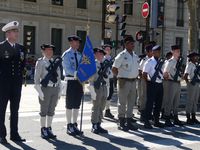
left=113, top=49, right=139, bottom=79
left=184, top=61, right=199, bottom=80
left=163, top=57, right=181, bottom=81
left=89, top=59, right=110, bottom=86
left=34, top=57, right=61, bottom=86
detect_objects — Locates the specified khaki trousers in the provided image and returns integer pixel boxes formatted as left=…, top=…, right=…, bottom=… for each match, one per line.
left=186, top=83, right=200, bottom=113
left=118, top=79, right=137, bottom=118
left=91, top=86, right=107, bottom=123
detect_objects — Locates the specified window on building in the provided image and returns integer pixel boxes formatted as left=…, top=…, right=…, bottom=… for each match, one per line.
left=176, top=37, right=183, bottom=53
left=0, top=23, right=5, bottom=42
left=77, top=0, right=87, bottom=9
left=51, top=28, right=62, bottom=55
left=24, top=0, right=36, bottom=2
left=52, top=0, right=63, bottom=6
left=176, top=0, right=184, bottom=27
left=76, top=30, right=87, bottom=52
left=24, top=26, right=36, bottom=54
left=124, top=0, right=133, bottom=15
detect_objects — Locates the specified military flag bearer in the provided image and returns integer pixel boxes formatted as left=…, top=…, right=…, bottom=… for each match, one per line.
left=34, top=44, right=62, bottom=139
left=62, top=35, right=83, bottom=136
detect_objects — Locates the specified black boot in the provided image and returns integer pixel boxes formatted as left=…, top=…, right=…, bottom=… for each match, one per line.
left=41, top=127, right=49, bottom=139
left=92, top=123, right=100, bottom=134
left=127, top=118, right=138, bottom=131
left=173, top=115, right=184, bottom=126
left=73, top=123, right=83, bottom=135
left=186, top=113, right=194, bottom=125
left=118, top=117, right=129, bottom=131
left=192, top=113, right=200, bottom=124
left=144, top=120, right=153, bottom=129
left=97, top=123, right=108, bottom=134
left=47, top=127, right=57, bottom=139
left=154, top=118, right=165, bottom=128
left=165, top=116, right=174, bottom=127
left=104, top=109, right=114, bottom=119
left=67, top=123, right=76, bottom=136
left=139, top=110, right=145, bottom=122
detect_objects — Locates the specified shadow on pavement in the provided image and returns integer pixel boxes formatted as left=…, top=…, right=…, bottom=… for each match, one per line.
left=46, top=138, right=87, bottom=150
left=134, top=130, right=192, bottom=150
left=101, top=132, right=149, bottom=150
left=1, top=141, right=37, bottom=150
left=74, top=135, right=121, bottom=150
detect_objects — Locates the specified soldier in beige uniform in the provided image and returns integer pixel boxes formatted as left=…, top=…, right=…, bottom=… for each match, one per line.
left=183, top=52, right=200, bottom=125
left=34, top=44, right=62, bottom=139
left=163, top=45, right=183, bottom=127
left=138, top=44, right=153, bottom=122
left=161, top=51, right=172, bottom=119
left=112, top=35, right=139, bottom=131
left=89, top=48, right=111, bottom=134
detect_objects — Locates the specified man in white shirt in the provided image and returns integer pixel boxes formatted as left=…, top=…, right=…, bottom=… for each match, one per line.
left=143, top=45, right=165, bottom=129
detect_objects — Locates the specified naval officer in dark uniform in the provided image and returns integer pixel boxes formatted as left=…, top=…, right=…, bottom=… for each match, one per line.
left=0, top=21, right=26, bottom=144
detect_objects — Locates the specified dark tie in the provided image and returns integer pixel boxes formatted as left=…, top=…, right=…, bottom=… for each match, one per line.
left=74, top=52, right=78, bottom=70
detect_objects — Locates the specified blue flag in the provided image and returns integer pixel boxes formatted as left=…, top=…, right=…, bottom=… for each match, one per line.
left=77, top=36, right=96, bottom=83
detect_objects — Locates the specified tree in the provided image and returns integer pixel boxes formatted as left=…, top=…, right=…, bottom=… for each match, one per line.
left=186, top=0, right=199, bottom=52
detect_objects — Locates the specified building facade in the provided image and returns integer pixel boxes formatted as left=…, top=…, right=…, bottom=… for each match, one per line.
left=0, top=0, right=199, bottom=58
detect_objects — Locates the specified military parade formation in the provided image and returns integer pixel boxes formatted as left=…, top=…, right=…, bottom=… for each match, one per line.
left=0, top=21, right=200, bottom=146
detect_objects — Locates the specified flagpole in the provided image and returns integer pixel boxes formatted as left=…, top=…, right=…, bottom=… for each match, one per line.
left=79, top=18, right=90, bottom=135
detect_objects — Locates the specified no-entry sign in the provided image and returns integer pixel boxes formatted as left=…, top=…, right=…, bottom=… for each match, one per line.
left=142, top=2, right=149, bottom=18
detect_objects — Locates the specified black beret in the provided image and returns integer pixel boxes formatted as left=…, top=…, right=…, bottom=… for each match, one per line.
left=152, top=45, right=161, bottom=51
left=171, top=45, right=180, bottom=50
left=102, top=44, right=112, bottom=49
left=165, top=51, right=172, bottom=57
left=68, top=35, right=82, bottom=42
left=124, top=35, right=135, bottom=43
left=145, top=44, right=153, bottom=52
left=187, top=52, right=199, bottom=58
left=93, top=47, right=106, bottom=55
left=40, top=44, right=55, bottom=51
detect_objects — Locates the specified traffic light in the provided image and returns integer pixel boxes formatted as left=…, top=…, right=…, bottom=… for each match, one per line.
left=119, top=15, right=127, bottom=37
left=106, top=0, right=119, bottom=23
left=135, top=30, right=146, bottom=43
left=150, top=0, right=164, bottom=28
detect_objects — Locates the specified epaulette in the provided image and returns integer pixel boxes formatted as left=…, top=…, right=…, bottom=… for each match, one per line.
left=37, top=57, right=43, bottom=61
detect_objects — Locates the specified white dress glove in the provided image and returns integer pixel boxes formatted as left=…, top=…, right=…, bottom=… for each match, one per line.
left=88, top=85, right=96, bottom=100
left=34, top=85, right=44, bottom=101
left=58, top=84, right=62, bottom=99
left=74, top=71, right=78, bottom=79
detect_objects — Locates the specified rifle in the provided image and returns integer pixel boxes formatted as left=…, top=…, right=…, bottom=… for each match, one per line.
left=151, top=58, right=165, bottom=82
left=173, top=57, right=183, bottom=81
left=93, top=58, right=114, bottom=89
left=191, top=63, right=200, bottom=85
left=40, top=57, right=62, bottom=87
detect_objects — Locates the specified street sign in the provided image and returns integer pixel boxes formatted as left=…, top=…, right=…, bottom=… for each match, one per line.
left=142, top=2, right=149, bottom=18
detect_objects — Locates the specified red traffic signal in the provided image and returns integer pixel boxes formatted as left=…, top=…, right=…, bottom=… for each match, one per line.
left=135, top=31, right=146, bottom=42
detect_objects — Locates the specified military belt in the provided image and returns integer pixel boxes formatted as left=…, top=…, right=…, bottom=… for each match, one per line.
left=118, top=78, right=136, bottom=81
left=168, top=79, right=180, bottom=83
left=47, top=83, right=59, bottom=87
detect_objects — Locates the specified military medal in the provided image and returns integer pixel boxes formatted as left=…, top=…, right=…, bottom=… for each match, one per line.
left=20, top=50, right=24, bottom=61
left=4, top=50, right=9, bottom=58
